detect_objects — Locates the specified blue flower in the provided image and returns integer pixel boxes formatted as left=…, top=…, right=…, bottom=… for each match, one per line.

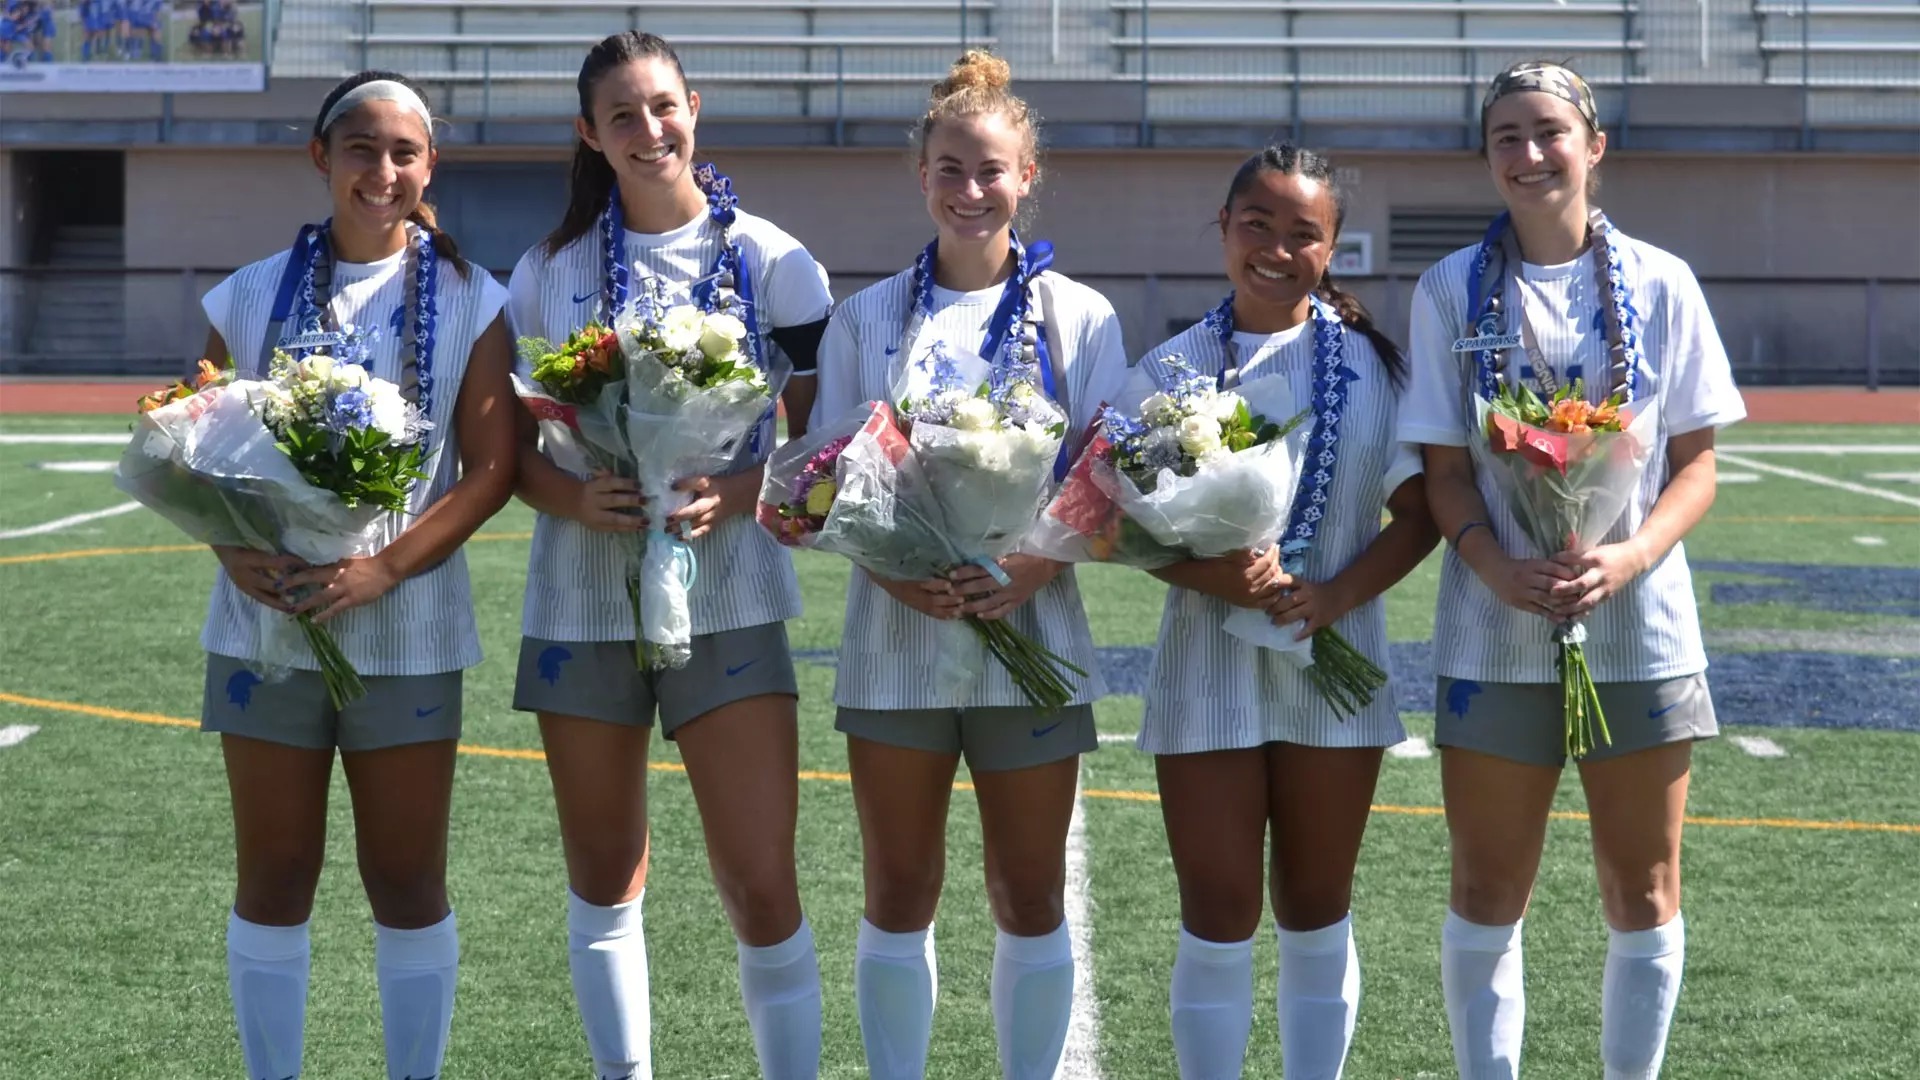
left=328, top=387, right=374, bottom=432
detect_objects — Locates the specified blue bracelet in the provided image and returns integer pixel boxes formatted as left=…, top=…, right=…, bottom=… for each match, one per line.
left=1453, top=520, right=1491, bottom=548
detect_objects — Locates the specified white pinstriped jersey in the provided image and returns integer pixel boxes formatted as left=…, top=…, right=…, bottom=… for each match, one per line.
left=811, top=267, right=1130, bottom=710
left=199, top=245, right=509, bottom=675
left=508, top=209, right=833, bottom=641
left=1136, top=319, right=1423, bottom=752
left=1398, top=233, right=1747, bottom=684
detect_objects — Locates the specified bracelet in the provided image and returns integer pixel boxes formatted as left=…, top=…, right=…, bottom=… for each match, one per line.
left=1452, top=520, right=1491, bottom=548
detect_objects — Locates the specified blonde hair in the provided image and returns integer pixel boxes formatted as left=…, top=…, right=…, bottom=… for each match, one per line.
left=913, top=49, right=1040, bottom=173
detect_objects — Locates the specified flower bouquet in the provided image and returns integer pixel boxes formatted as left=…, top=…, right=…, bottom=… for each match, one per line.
left=1022, top=356, right=1381, bottom=716
left=760, top=343, right=1088, bottom=711
left=616, top=284, right=778, bottom=670
left=114, top=350, right=433, bottom=708
left=1473, top=379, right=1659, bottom=757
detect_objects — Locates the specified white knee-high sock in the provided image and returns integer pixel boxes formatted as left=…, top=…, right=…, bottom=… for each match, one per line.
left=1169, top=927, right=1256, bottom=1080
left=855, top=919, right=938, bottom=1080
left=737, top=916, right=823, bottom=1080
left=567, top=891, right=652, bottom=1080
left=1277, top=915, right=1361, bottom=1080
left=375, top=912, right=458, bottom=1080
left=1441, top=911, right=1525, bottom=1080
left=991, top=923, right=1076, bottom=1080
left=227, top=911, right=310, bottom=1080
left=1601, top=913, right=1686, bottom=1080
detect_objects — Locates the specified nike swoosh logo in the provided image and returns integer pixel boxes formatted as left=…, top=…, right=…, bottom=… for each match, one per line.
left=1648, top=701, right=1682, bottom=719
left=1031, top=721, right=1064, bottom=739
left=415, top=705, right=444, bottom=718
left=725, top=659, right=759, bottom=677
left=571, top=290, right=597, bottom=305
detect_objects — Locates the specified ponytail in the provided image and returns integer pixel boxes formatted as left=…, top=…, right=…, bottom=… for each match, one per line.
left=407, top=202, right=470, bottom=278
left=544, top=141, right=618, bottom=257
left=1318, top=272, right=1406, bottom=387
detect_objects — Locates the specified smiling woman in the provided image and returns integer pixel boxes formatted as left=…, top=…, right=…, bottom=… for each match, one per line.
left=181, top=67, right=520, bottom=1080
left=1399, top=59, right=1750, bottom=1080
left=501, top=29, right=838, bottom=1080
left=808, top=49, right=1133, bottom=1080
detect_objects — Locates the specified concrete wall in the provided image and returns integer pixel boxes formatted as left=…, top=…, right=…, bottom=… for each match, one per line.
left=16, top=144, right=1919, bottom=381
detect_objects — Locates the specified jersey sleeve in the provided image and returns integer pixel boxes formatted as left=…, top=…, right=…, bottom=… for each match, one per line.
left=1398, top=272, right=1470, bottom=447
left=1069, top=291, right=1132, bottom=436
left=474, top=270, right=510, bottom=341
left=760, top=235, right=833, bottom=329
left=200, top=274, right=237, bottom=358
left=1656, top=262, right=1747, bottom=435
left=504, top=247, right=545, bottom=358
left=809, top=302, right=864, bottom=430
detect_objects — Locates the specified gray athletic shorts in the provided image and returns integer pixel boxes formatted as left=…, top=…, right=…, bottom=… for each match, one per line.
left=200, top=652, right=463, bottom=752
left=835, top=704, right=1098, bottom=773
left=512, top=622, right=798, bottom=738
left=1434, top=672, right=1718, bottom=768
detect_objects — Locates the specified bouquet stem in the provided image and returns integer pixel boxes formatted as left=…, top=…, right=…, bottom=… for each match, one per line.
left=297, top=615, right=366, bottom=711
left=1303, top=627, right=1388, bottom=720
left=966, top=616, right=1089, bottom=714
left=626, top=574, right=646, bottom=670
left=1556, top=623, right=1612, bottom=759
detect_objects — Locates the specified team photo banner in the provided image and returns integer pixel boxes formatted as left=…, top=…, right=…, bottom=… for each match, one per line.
left=0, top=0, right=265, bottom=93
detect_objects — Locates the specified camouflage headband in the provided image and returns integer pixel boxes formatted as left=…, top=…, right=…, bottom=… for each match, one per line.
left=1481, top=62, right=1599, bottom=132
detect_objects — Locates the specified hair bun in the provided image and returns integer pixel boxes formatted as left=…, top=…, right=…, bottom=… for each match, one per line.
left=932, top=49, right=1011, bottom=100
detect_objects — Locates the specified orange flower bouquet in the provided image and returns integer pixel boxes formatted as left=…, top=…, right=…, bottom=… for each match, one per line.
left=1475, top=380, right=1658, bottom=757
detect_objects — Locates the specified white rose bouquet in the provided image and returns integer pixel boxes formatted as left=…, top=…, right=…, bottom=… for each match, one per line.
left=1026, top=354, right=1309, bottom=569
left=614, top=281, right=781, bottom=670
left=114, top=348, right=434, bottom=708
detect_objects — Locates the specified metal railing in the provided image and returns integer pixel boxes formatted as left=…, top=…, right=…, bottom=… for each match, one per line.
left=4, top=267, right=1913, bottom=388
left=236, top=0, right=1920, bottom=141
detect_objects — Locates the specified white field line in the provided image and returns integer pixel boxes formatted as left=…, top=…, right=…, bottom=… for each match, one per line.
left=1717, top=444, right=1920, bottom=455
left=0, top=501, right=141, bottom=540
left=1061, top=770, right=1104, bottom=1079
left=1864, top=472, right=1920, bottom=484
left=1715, top=453, right=1920, bottom=510
left=1387, top=736, right=1434, bottom=759
left=0, top=725, right=40, bottom=749
left=34, top=460, right=119, bottom=473
left=1854, top=536, right=1888, bottom=547
left=1095, top=731, right=1135, bottom=744
left=1730, top=735, right=1788, bottom=759
left=0, top=434, right=130, bottom=445
left=1716, top=472, right=1761, bottom=484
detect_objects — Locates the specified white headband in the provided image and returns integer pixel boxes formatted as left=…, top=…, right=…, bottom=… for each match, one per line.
left=320, top=79, right=434, bottom=137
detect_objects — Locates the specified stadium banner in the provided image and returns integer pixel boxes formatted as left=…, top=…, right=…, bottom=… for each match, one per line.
left=0, top=0, right=265, bottom=93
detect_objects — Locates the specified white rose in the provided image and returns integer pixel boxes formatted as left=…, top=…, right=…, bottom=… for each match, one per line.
left=949, top=397, right=999, bottom=432
left=960, top=432, right=1012, bottom=473
left=329, top=363, right=371, bottom=391
left=1140, top=392, right=1179, bottom=428
left=661, top=305, right=704, bottom=352
left=1197, top=389, right=1243, bottom=424
left=367, top=383, right=411, bottom=441
left=1177, top=414, right=1223, bottom=459
left=297, top=355, right=334, bottom=383
left=699, top=312, right=748, bottom=361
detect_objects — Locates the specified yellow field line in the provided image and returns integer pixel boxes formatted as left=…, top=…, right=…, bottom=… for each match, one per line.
left=4, top=689, right=1916, bottom=836
left=0, top=532, right=535, bottom=567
